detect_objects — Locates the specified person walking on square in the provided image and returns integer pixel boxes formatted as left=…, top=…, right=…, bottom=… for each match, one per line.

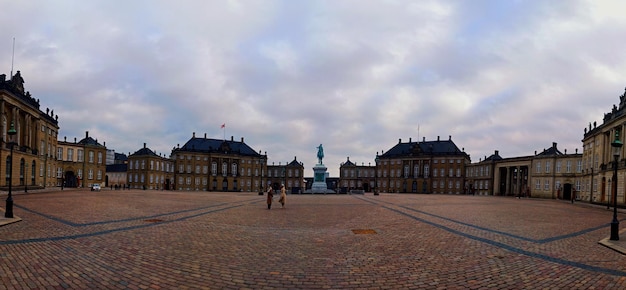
left=266, top=186, right=274, bottom=210
left=279, top=184, right=287, bottom=208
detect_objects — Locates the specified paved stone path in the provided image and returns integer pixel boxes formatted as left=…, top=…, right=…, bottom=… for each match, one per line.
left=1, top=189, right=625, bottom=289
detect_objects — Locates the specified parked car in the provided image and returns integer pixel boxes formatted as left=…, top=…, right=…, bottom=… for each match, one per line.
left=91, top=184, right=101, bottom=191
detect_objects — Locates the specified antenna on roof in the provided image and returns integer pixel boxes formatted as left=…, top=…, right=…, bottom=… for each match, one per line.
left=10, top=37, right=15, bottom=79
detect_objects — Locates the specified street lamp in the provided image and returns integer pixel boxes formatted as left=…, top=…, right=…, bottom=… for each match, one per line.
left=5, top=121, right=16, bottom=218
left=375, top=153, right=379, bottom=195
left=610, top=129, right=622, bottom=241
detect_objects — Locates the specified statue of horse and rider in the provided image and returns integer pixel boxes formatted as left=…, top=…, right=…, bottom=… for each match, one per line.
left=317, top=144, right=324, bottom=165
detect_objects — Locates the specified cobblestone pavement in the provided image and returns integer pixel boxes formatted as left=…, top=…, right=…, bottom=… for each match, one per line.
left=1, top=189, right=625, bottom=289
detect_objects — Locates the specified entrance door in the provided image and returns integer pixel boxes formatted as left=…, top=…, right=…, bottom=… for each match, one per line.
left=563, top=183, right=573, bottom=200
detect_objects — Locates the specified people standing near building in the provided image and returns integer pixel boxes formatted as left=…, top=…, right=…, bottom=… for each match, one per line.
left=267, top=186, right=274, bottom=210
left=279, top=184, right=287, bottom=208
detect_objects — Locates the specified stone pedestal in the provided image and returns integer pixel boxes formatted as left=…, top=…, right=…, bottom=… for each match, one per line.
left=309, top=164, right=334, bottom=193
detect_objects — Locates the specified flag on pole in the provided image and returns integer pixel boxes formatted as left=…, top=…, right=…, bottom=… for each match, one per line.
left=221, top=123, right=225, bottom=128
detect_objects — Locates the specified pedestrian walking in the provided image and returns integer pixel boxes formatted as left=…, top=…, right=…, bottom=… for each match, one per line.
left=267, top=187, right=274, bottom=210
left=279, top=184, right=287, bottom=208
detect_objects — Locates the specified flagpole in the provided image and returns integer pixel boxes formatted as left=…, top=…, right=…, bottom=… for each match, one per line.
left=10, top=37, right=15, bottom=79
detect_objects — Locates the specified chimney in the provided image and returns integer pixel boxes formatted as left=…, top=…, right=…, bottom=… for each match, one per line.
left=565, top=149, right=567, bottom=154
left=423, top=137, right=426, bottom=142
left=576, top=148, right=578, bottom=154
left=74, top=137, right=77, bottom=143
left=241, top=137, right=244, bottom=143
left=437, top=136, right=440, bottom=141
left=144, top=143, right=146, bottom=149
left=399, top=138, right=401, bottom=143
left=193, top=132, right=195, bottom=138
left=85, top=131, right=89, bottom=139
left=231, top=136, right=234, bottom=141
left=495, top=150, right=499, bottom=156
left=409, top=137, right=412, bottom=143
left=204, top=133, right=207, bottom=139
left=553, top=142, right=557, bottom=149
left=449, top=135, right=451, bottom=140
left=64, top=136, right=67, bottom=142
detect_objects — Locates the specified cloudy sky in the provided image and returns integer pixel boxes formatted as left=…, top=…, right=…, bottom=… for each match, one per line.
left=1, top=0, right=626, bottom=176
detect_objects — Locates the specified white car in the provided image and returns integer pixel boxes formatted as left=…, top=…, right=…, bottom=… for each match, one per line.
left=91, top=184, right=101, bottom=191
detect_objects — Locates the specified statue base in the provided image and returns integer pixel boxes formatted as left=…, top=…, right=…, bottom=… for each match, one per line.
left=305, top=164, right=335, bottom=194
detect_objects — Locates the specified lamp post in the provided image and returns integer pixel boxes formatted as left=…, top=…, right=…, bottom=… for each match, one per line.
left=5, top=121, right=16, bottom=218
left=375, top=153, right=379, bottom=195
left=610, top=130, right=622, bottom=241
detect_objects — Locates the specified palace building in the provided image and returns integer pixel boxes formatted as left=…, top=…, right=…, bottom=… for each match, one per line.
left=377, top=136, right=470, bottom=194
left=582, top=88, right=626, bottom=207
left=266, top=157, right=305, bottom=193
left=57, top=132, right=107, bottom=188
left=127, top=143, right=174, bottom=190
left=0, top=71, right=59, bottom=190
left=338, top=157, right=376, bottom=193
left=171, top=133, right=267, bottom=191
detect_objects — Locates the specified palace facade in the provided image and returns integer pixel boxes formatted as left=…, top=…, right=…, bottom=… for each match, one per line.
left=0, top=72, right=59, bottom=189
left=57, top=132, right=107, bottom=188
left=376, top=136, right=470, bottom=194
left=582, top=88, right=626, bottom=207
left=170, top=133, right=267, bottom=191
left=127, top=143, right=174, bottom=190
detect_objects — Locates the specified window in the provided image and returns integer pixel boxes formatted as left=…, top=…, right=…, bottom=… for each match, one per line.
left=556, top=161, right=561, bottom=173
left=577, top=160, right=582, bottom=173
left=187, top=165, right=191, bottom=173
left=222, top=163, right=228, bottom=176
left=536, top=162, right=541, bottom=173
left=67, top=149, right=73, bottom=161
left=97, top=152, right=103, bottom=164
left=97, top=170, right=102, bottom=180
left=566, top=160, right=572, bottom=173
left=203, top=166, right=208, bottom=174
left=404, top=165, right=410, bottom=178
left=424, top=165, right=430, bottom=178
left=535, top=179, right=541, bottom=190
left=545, top=161, right=551, bottom=173
left=77, top=149, right=84, bottom=162
left=57, top=147, right=63, bottom=160
left=57, top=167, right=62, bottom=178
left=88, top=169, right=93, bottom=180
left=544, top=180, right=550, bottom=191
left=40, top=141, right=45, bottom=156
left=232, top=163, right=237, bottom=176
left=88, top=151, right=94, bottom=163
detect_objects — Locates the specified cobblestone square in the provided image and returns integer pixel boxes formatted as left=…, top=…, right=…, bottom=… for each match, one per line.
left=1, top=189, right=625, bottom=289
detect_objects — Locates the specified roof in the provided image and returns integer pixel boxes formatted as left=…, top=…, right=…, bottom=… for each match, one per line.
left=536, top=142, right=563, bottom=157
left=114, top=152, right=128, bottom=161
left=380, top=138, right=469, bottom=159
left=341, top=157, right=356, bottom=167
left=130, top=147, right=159, bottom=157
left=174, top=137, right=262, bottom=157
left=287, top=157, right=303, bottom=167
left=106, top=164, right=127, bottom=173
left=78, top=136, right=104, bottom=147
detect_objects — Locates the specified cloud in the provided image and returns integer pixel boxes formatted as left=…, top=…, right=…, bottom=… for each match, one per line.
left=1, top=0, right=625, bottom=176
